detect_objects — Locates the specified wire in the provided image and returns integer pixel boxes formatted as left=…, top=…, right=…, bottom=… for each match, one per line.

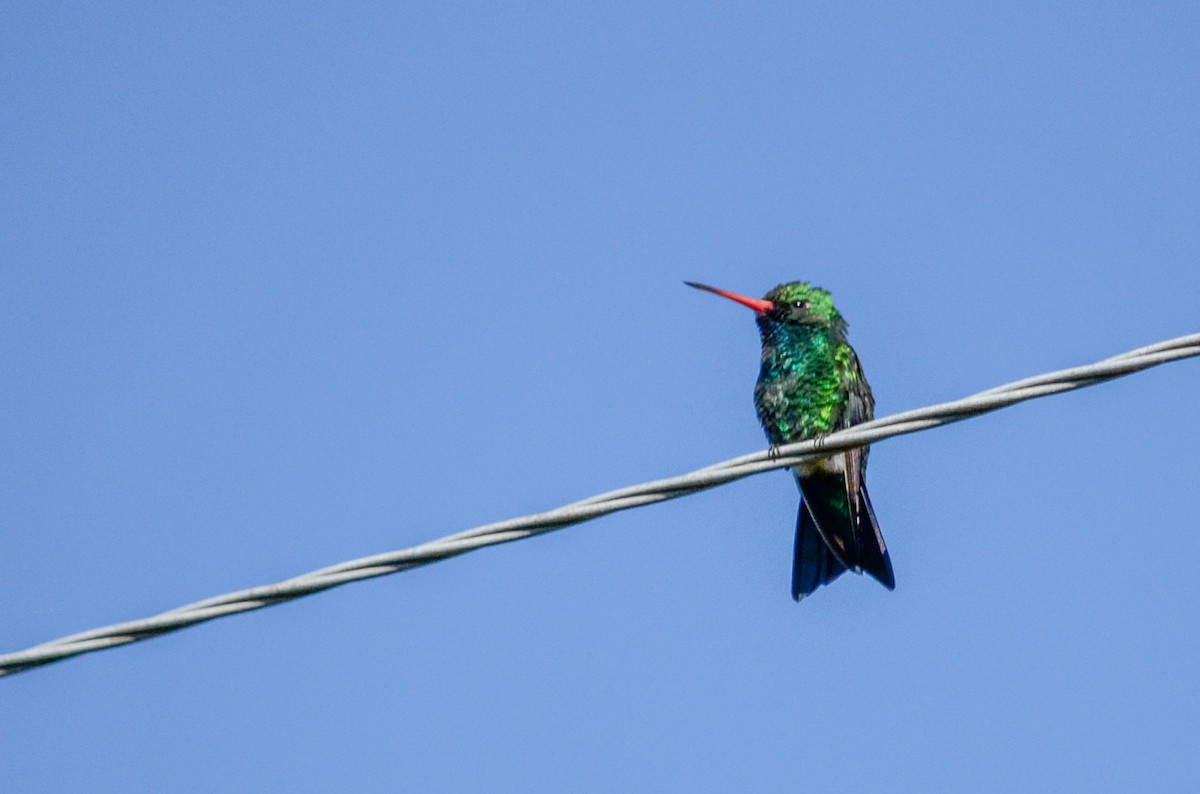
left=2, top=332, right=1197, bottom=677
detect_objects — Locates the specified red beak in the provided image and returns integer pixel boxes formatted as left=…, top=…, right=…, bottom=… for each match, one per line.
left=684, top=281, right=774, bottom=314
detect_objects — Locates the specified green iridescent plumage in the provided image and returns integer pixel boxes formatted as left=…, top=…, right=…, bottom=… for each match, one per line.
left=754, top=286, right=855, bottom=441
left=687, top=279, right=895, bottom=600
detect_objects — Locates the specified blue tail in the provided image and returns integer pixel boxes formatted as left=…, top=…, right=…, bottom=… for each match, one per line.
left=791, top=500, right=848, bottom=600
left=791, top=472, right=895, bottom=601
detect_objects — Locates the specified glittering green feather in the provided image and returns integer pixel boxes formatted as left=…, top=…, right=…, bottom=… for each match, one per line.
left=752, top=283, right=866, bottom=445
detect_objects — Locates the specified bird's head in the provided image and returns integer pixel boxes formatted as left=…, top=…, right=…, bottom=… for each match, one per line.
left=685, top=280, right=846, bottom=334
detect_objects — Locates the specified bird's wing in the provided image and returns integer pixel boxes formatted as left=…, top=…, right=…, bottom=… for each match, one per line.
left=838, top=349, right=873, bottom=546
left=839, top=349, right=894, bottom=589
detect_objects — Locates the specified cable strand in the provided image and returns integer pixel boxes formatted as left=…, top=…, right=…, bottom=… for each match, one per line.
left=2, top=332, right=1197, bottom=677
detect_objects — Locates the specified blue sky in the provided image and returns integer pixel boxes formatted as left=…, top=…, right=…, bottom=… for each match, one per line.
left=3, top=3, right=1198, bottom=791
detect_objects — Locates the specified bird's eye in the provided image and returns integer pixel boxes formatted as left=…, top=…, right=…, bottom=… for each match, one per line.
left=791, top=300, right=808, bottom=310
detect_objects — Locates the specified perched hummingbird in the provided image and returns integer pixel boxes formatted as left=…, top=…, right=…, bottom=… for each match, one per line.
left=686, top=281, right=895, bottom=600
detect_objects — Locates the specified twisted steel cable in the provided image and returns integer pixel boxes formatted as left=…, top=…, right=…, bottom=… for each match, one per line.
left=2, top=332, right=1197, bottom=677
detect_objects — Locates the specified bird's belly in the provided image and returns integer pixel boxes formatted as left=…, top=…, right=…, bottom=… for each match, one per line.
left=791, top=455, right=845, bottom=478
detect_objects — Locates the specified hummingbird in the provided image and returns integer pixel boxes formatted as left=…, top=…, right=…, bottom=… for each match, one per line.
left=686, top=280, right=895, bottom=600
